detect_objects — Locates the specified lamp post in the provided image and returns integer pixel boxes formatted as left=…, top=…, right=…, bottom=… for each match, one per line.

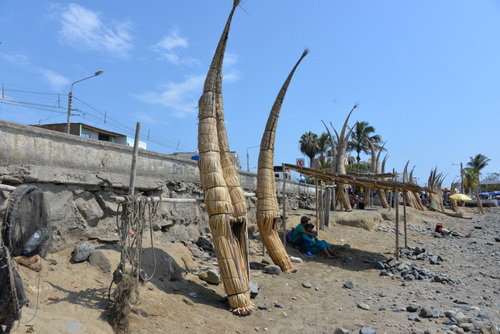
left=246, top=145, right=260, bottom=172
left=66, top=70, right=104, bottom=134
left=452, top=162, right=464, bottom=193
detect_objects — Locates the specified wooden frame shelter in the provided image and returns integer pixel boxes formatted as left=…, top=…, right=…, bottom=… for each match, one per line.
left=280, top=163, right=434, bottom=259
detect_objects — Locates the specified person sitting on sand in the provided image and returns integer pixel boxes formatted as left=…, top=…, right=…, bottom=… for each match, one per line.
left=292, top=216, right=317, bottom=257
left=302, top=223, right=335, bottom=258
left=435, top=223, right=470, bottom=237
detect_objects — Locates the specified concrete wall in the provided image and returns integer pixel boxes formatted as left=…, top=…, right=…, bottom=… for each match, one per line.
left=0, top=120, right=315, bottom=251
left=0, top=120, right=312, bottom=195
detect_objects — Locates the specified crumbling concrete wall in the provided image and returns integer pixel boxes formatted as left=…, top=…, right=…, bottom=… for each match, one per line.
left=0, top=120, right=315, bottom=251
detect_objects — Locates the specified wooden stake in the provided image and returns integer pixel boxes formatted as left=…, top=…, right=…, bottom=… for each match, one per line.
left=129, top=122, right=141, bottom=195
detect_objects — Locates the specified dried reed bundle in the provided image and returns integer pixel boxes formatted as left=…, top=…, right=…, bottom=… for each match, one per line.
left=256, top=49, right=308, bottom=273
left=197, top=0, right=253, bottom=315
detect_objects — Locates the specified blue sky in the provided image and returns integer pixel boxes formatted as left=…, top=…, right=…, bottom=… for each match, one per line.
left=1, top=0, right=498, bottom=186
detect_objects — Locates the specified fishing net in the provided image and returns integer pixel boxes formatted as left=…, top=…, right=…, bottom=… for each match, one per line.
left=109, top=195, right=159, bottom=334
left=1, top=185, right=51, bottom=334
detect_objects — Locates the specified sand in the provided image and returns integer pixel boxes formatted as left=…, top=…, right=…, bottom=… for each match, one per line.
left=9, top=206, right=500, bottom=334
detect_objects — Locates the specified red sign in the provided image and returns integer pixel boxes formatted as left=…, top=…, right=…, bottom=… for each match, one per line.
left=296, top=158, right=305, bottom=167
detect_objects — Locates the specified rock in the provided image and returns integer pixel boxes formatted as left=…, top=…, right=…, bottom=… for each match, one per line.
left=359, top=328, right=376, bottom=334
left=72, top=241, right=95, bottom=262
left=195, top=236, right=214, bottom=252
left=264, top=265, right=281, bottom=275
left=198, top=268, right=220, bottom=285
left=343, top=281, right=354, bottom=289
left=452, top=311, right=467, bottom=324
left=334, top=328, right=351, bottom=334
left=459, top=323, right=475, bottom=332
left=289, top=256, right=302, bottom=263
left=357, top=303, right=370, bottom=310
left=189, top=247, right=205, bottom=259
left=302, top=282, right=312, bottom=288
left=343, top=243, right=351, bottom=250
left=88, top=250, right=111, bottom=272
left=419, top=306, right=435, bottom=318
left=250, top=281, right=260, bottom=299
left=406, top=303, right=419, bottom=312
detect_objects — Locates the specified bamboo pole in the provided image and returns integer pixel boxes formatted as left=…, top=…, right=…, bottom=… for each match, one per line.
left=129, top=122, right=141, bottom=195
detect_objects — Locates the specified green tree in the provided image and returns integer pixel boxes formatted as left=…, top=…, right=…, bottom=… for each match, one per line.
left=317, top=132, right=331, bottom=164
left=349, top=121, right=382, bottom=164
left=318, top=158, right=332, bottom=172
left=299, top=131, right=319, bottom=167
left=466, top=154, right=490, bottom=171
left=463, top=168, right=480, bottom=195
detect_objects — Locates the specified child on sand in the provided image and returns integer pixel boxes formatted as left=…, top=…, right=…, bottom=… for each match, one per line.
left=302, top=224, right=336, bottom=258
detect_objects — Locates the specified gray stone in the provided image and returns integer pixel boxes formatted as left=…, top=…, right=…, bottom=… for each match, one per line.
left=459, top=323, right=474, bottom=332
left=72, top=241, right=95, bottom=262
left=264, top=265, right=281, bottom=275
left=406, top=303, right=419, bottom=312
left=357, top=303, right=370, bottom=310
left=343, top=281, right=354, bottom=289
left=334, top=328, right=351, bottom=334
left=452, top=312, right=467, bottom=324
left=189, top=247, right=205, bottom=259
left=359, top=328, right=376, bottom=334
left=88, top=250, right=111, bottom=272
left=302, top=282, right=312, bottom=288
left=250, top=281, right=260, bottom=299
left=419, top=306, right=435, bottom=318
left=198, top=268, right=220, bottom=285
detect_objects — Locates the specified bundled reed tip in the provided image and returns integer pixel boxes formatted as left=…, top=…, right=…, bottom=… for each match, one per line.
left=302, top=48, right=309, bottom=57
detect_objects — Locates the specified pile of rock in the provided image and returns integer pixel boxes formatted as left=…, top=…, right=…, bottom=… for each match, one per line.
left=375, top=252, right=456, bottom=285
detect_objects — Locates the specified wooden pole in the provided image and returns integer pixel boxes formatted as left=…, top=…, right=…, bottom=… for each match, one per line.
left=315, top=179, right=319, bottom=224
left=395, top=187, right=400, bottom=260
left=403, top=190, right=408, bottom=248
left=129, top=122, right=141, bottom=195
left=281, top=164, right=288, bottom=245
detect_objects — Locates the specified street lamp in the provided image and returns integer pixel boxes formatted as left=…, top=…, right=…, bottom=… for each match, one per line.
left=246, top=145, right=260, bottom=172
left=66, top=70, right=104, bottom=134
left=452, top=162, right=464, bottom=193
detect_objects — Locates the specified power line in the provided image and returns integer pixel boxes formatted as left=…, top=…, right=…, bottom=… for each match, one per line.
left=0, top=83, right=197, bottom=153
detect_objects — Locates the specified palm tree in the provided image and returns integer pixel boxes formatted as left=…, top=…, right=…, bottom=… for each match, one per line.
left=463, top=168, right=480, bottom=195
left=316, top=132, right=331, bottom=164
left=349, top=121, right=382, bottom=164
left=299, top=131, right=319, bottom=167
left=318, top=158, right=332, bottom=172
left=466, top=154, right=490, bottom=172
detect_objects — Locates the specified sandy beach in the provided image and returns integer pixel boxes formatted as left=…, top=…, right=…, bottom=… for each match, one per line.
left=10, top=206, right=500, bottom=334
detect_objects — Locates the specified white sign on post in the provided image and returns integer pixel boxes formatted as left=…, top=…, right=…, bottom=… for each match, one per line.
left=296, top=158, right=305, bottom=167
